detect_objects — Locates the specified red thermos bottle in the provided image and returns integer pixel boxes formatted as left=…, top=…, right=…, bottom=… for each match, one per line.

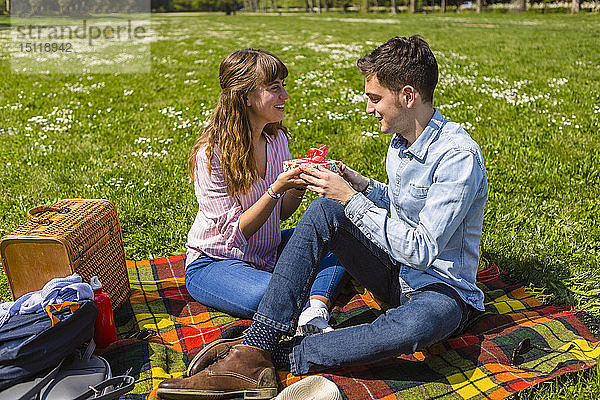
left=90, top=276, right=117, bottom=348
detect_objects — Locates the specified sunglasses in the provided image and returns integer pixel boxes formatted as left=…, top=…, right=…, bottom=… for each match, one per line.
left=127, top=328, right=157, bottom=341
left=511, top=337, right=574, bottom=366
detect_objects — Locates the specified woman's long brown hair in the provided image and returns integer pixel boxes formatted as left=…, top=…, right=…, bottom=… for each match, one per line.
left=188, top=49, right=288, bottom=196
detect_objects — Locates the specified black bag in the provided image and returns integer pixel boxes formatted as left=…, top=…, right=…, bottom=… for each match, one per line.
left=1, top=344, right=134, bottom=400
left=0, top=300, right=98, bottom=390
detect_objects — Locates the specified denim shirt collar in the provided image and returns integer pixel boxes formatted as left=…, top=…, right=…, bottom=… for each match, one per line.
left=391, top=108, right=446, bottom=161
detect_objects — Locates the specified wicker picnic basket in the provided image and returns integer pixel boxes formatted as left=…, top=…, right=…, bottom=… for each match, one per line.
left=0, top=199, right=129, bottom=309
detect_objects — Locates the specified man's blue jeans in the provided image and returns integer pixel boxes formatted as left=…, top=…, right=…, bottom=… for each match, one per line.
left=253, top=198, right=471, bottom=375
left=185, top=228, right=347, bottom=319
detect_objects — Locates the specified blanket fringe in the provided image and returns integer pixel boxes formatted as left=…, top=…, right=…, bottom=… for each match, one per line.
left=577, top=311, right=600, bottom=339
left=524, top=285, right=600, bottom=339
left=524, top=284, right=556, bottom=305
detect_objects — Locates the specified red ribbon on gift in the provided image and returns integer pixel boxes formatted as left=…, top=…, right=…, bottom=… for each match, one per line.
left=299, top=145, right=328, bottom=163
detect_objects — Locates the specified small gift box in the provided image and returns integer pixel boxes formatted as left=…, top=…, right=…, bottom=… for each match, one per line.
left=283, top=145, right=342, bottom=174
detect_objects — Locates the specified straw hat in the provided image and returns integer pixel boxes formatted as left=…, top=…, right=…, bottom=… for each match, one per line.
left=273, top=376, right=342, bottom=400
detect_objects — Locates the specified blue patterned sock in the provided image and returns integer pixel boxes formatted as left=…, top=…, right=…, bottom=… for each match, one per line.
left=271, top=340, right=293, bottom=370
left=241, top=321, right=283, bottom=353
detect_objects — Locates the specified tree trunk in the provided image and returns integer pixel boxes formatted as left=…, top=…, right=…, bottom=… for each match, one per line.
left=361, top=0, right=368, bottom=13
left=476, top=0, right=481, bottom=12
left=324, top=0, right=329, bottom=12
left=308, top=0, right=314, bottom=11
left=390, top=0, right=397, bottom=13
left=513, top=0, right=525, bottom=12
left=571, top=0, right=580, bottom=12
left=441, top=0, right=446, bottom=12
left=409, top=0, right=417, bottom=13
left=5, top=0, right=9, bottom=14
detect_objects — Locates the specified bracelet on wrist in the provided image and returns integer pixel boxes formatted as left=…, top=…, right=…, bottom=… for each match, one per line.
left=267, top=185, right=283, bottom=199
left=342, top=192, right=360, bottom=207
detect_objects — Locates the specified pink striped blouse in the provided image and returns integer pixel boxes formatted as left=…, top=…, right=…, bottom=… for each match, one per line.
left=185, top=130, right=291, bottom=272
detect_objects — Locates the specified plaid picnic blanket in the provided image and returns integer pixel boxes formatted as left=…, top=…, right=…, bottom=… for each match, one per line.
left=103, top=255, right=600, bottom=400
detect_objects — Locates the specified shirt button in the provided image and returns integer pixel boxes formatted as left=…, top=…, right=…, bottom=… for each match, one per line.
left=348, top=213, right=354, bottom=219
left=396, top=180, right=400, bottom=184
left=366, top=233, right=372, bottom=239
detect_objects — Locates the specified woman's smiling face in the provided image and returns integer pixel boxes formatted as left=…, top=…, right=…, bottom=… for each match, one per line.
left=247, top=78, right=289, bottom=126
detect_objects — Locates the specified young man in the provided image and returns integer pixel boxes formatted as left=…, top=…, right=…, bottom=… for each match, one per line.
left=157, top=35, right=488, bottom=400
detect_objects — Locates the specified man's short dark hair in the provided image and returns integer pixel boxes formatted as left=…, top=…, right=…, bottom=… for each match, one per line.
left=357, top=35, right=438, bottom=104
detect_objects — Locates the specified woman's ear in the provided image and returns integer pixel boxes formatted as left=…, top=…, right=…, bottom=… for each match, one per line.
left=245, top=94, right=252, bottom=107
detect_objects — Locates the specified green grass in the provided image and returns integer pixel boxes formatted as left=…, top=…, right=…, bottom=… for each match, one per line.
left=1, top=11, right=600, bottom=399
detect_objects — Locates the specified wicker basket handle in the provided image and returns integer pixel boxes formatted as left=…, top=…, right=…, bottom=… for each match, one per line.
left=27, top=205, right=71, bottom=225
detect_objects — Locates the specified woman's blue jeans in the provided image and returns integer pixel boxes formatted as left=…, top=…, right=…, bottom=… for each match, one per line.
left=253, top=198, right=471, bottom=375
left=185, top=228, right=347, bottom=319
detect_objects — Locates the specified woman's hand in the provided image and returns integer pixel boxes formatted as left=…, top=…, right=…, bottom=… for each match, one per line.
left=271, top=167, right=308, bottom=195
left=339, top=163, right=370, bottom=193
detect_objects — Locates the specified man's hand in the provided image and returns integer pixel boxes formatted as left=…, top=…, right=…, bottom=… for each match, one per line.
left=340, top=163, right=370, bottom=193
left=300, top=164, right=357, bottom=205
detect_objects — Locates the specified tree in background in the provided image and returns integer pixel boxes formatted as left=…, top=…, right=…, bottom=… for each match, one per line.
left=2, top=0, right=591, bottom=16
left=513, top=0, right=526, bottom=11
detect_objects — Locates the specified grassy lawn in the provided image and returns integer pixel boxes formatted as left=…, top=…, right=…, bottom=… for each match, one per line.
left=1, top=11, right=599, bottom=398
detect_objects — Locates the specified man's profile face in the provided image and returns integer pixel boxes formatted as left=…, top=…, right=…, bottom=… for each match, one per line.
left=364, top=76, right=408, bottom=135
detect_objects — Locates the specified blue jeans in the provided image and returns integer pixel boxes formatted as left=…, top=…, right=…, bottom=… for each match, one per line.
left=185, top=228, right=347, bottom=319
left=253, top=198, right=471, bottom=375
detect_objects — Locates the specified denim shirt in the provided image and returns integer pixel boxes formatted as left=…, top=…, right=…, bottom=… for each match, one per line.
left=345, top=109, right=487, bottom=311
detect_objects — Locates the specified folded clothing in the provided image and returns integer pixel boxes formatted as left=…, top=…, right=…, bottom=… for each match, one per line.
left=0, top=273, right=93, bottom=328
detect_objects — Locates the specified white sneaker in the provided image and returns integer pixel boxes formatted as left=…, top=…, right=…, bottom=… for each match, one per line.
left=295, top=307, right=334, bottom=336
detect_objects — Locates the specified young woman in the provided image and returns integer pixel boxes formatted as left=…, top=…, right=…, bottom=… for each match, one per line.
left=185, top=48, right=346, bottom=335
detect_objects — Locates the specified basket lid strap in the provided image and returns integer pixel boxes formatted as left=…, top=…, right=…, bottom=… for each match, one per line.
left=27, top=205, right=69, bottom=225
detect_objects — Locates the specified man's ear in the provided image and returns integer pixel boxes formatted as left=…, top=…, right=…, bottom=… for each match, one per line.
left=401, top=86, right=416, bottom=108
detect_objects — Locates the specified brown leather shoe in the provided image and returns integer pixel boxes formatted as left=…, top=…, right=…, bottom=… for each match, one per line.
left=157, top=345, right=278, bottom=400
left=186, top=336, right=244, bottom=376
